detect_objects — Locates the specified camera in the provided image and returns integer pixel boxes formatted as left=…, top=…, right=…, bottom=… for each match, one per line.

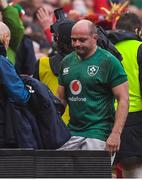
left=50, top=8, right=66, bottom=33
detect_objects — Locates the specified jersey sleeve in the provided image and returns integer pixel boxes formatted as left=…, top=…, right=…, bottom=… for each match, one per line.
left=108, top=56, right=128, bottom=88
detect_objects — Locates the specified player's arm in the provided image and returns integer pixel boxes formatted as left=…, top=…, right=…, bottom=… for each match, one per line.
left=57, top=85, right=67, bottom=108
left=106, top=81, right=129, bottom=153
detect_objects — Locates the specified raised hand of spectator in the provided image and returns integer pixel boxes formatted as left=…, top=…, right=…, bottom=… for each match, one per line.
left=36, top=7, right=53, bottom=31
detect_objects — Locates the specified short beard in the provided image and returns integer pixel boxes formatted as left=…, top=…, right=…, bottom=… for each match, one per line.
left=75, top=49, right=90, bottom=59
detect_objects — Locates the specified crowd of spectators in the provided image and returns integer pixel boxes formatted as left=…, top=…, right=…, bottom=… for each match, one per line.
left=13, top=0, right=142, bottom=61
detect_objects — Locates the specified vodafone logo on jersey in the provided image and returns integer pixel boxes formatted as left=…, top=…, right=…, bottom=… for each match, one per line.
left=70, top=80, right=82, bottom=95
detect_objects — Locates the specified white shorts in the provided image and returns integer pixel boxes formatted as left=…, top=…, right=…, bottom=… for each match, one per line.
left=58, top=136, right=115, bottom=165
left=58, top=136, right=106, bottom=150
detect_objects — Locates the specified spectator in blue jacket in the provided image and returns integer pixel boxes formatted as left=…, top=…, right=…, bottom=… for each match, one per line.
left=0, top=21, right=30, bottom=104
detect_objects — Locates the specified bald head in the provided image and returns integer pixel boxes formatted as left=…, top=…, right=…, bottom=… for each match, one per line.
left=0, top=22, right=10, bottom=39
left=72, top=19, right=97, bottom=35
left=0, top=22, right=11, bottom=49
left=71, top=19, right=98, bottom=59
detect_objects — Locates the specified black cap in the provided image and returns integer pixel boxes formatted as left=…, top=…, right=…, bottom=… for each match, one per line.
left=57, top=20, right=76, bottom=44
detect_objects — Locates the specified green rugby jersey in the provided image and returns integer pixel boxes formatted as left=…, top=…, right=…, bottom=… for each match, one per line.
left=59, top=47, right=127, bottom=141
